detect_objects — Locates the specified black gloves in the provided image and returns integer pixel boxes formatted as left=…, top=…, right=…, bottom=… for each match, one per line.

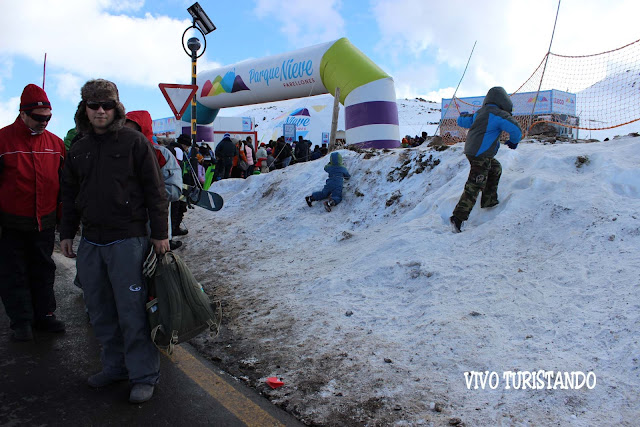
left=505, top=141, right=518, bottom=150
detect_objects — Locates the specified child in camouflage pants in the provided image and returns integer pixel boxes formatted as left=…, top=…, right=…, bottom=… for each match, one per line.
left=450, top=87, right=522, bottom=232
left=452, top=156, right=502, bottom=220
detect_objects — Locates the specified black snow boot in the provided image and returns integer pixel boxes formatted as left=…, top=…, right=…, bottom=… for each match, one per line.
left=173, top=226, right=188, bottom=236
left=449, top=216, right=463, bottom=233
left=11, top=323, right=33, bottom=341
left=305, top=196, right=313, bottom=207
left=34, top=313, right=66, bottom=333
left=324, top=199, right=336, bottom=212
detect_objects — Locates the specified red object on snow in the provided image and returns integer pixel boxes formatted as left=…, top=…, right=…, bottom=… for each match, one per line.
left=266, top=377, right=284, bottom=389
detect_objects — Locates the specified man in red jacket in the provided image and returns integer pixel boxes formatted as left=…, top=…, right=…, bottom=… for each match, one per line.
left=0, top=84, right=66, bottom=341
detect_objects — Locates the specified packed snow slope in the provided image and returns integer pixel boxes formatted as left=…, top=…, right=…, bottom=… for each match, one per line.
left=181, top=136, right=640, bottom=426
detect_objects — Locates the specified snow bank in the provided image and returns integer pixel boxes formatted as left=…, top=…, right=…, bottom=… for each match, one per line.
left=183, top=136, right=640, bottom=426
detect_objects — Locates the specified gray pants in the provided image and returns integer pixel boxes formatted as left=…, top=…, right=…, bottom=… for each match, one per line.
left=77, top=237, right=159, bottom=384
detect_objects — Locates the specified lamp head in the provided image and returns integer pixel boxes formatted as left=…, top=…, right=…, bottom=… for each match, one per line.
left=187, top=37, right=201, bottom=53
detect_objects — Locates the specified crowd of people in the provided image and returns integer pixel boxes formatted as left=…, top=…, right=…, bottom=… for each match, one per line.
left=154, top=133, right=333, bottom=185
left=401, top=131, right=429, bottom=148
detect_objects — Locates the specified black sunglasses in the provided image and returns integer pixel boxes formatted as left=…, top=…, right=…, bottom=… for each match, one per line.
left=27, top=112, right=52, bottom=122
left=87, top=100, right=117, bottom=111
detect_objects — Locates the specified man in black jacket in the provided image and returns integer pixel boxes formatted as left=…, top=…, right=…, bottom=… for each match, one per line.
left=213, top=133, right=237, bottom=180
left=59, top=79, right=168, bottom=404
left=295, top=135, right=310, bottom=163
left=274, top=136, right=292, bottom=168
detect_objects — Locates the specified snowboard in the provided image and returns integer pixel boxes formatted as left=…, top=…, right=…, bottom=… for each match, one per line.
left=184, top=185, right=224, bottom=211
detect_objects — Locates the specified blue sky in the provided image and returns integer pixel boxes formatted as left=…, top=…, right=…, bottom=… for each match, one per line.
left=1, top=0, right=638, bottom=139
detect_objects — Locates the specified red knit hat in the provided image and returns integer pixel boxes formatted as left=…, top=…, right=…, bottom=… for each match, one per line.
left=20, top=84, right=51, bottom=111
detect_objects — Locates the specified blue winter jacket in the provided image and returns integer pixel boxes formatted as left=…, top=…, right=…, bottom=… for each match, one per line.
left=324, top=152, right=351, bottom=183
left=457, top=86, right=523, bottom=158
left=311, top=152, right=351, bottom=204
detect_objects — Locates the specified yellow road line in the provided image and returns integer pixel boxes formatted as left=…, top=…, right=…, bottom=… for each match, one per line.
left=168, top=345, right=285, bottom=427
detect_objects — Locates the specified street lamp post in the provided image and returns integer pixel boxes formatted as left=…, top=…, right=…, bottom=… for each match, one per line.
left=187, top=36, right=201, bottom=158
left=183, top=2, right=215, bottom=164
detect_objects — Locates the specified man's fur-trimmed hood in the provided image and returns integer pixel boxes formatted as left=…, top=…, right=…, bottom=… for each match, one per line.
left=74, top=79, right=126, bottom=134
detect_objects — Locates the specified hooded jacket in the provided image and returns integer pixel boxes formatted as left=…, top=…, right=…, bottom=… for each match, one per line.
left=324, top=152, right=351, bottom=182
left=126, top=111, right=182, bottom=202
left=0, top=117, right=65, bottom=231
left=457, top=86, right=522, bottom=158
left=125, top=110, right=154, bottom=142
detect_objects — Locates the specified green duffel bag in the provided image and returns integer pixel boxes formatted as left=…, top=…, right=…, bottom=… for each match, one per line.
left=145, top=251, right=221, bottom=354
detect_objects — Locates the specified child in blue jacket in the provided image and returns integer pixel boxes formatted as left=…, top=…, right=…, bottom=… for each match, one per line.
left=305, top=151, right=351, bottom=212
left=450, top=86, right=522, bottom=232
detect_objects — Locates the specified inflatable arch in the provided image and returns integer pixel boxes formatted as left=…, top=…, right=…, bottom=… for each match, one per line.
left=184, top=37, right=400, bottom=149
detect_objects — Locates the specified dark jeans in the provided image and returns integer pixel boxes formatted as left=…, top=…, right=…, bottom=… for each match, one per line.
left=170, top=200, right=187, bottom=232
left=214, top=157, right=233, bottom=180
left=0, top=227, right=57, bottom=328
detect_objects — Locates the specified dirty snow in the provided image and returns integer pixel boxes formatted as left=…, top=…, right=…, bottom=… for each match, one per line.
left=172, top=125, right=640, bottom=426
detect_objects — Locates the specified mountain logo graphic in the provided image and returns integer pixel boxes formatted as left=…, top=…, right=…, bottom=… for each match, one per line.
left=275, top=107, right=314, bottom=121
left=290, top=108, right=310, bottom=117
left=201, top=69, right=250, bottom=97
left=527, top=96, right=549, bottom=103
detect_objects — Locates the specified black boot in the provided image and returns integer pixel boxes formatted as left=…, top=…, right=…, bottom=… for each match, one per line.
left=11, top=323, right=33, bottom=341
left=172, top=227, right=188, bottom=236
left=449, top=216, right=463, bottom=233
left=305, top=196, right=313, bottom=207
left=34, top=313, right=66, bottom=333
left=324, top=199, right=336, bottom=212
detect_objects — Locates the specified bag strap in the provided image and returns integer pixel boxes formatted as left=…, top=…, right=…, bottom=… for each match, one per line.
left=150, top=324, right=164, bottom=348
left=162, top=252, right=183, bottom=352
